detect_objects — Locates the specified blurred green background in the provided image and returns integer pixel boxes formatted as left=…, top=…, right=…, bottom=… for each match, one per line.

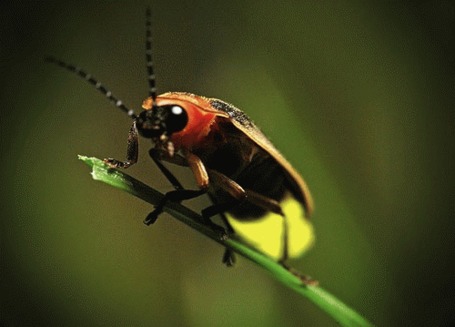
left=1, top=1, right=454, bottom=326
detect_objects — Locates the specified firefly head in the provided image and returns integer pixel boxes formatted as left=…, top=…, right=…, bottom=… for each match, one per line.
left=136, top=104, right=188, bottom=141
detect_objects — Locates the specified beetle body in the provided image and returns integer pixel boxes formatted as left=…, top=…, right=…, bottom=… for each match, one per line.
left=140, top=92, right=315, bottom=259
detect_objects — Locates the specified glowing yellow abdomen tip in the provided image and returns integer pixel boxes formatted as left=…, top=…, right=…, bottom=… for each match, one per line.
left=227, top=192, right=315, bottom=260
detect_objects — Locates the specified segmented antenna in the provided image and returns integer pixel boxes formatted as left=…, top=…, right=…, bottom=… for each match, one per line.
left=45, top=56, right=137, bottom=119
left=145, top=7, right=157, bottom=101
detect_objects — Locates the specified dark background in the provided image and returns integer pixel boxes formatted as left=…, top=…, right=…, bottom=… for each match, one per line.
left=1, top=1, right=454, bottom=326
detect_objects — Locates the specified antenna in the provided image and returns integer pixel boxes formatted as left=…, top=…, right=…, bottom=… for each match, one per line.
left=145, top=7, right=157, bottom=101
left=45, top=56, right=137, bottom=119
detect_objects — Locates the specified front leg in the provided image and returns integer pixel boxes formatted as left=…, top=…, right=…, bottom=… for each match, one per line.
left=144, top=150, right=210, bottom=225
left=184, top=150, right=210, bottom=190
left=104, top=121, right=138, bottom=168
left=149, top=148, right=186, bottom=190
left=144, top=189, right=206, bottom=225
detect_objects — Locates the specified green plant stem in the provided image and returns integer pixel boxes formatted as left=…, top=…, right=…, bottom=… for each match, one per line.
left=79, top=155, right=374, bottom=327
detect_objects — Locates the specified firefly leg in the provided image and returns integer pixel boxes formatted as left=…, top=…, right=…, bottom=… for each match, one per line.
left=201, top=201, right=236, bottom=231
left=184, top=154, right=241, bottom=266
left=184, top=151, right=209, bottom=190
left=280, top=216, right=289, bottom=263
left=201, top=200, right=238, bottom=238
left=104, top=121, right=139, bottom=168
left=201, top=203, right=237, bottom=266
left=222, top=248, right=236, bottom=267
left=207, top=169, right=289, bottom=262
left=244, top=190, right=284, bottom=215
left=144, top=189, right=206, bottom=225
left=208, top=170, right=284, bottom=215
left=281, top=262, right=318, bottom=285
left=202, top=169, right=245, bottom=232
left=200, top=201, right=239, bottom=266
left=144, top=151, right=209, bottom=225
left=183, top=153, right=232, bottom=232
left=149, top=148, right=185, bottom=190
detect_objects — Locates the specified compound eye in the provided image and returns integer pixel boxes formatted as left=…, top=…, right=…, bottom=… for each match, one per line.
left=165, top=105, right=188, bottom=133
